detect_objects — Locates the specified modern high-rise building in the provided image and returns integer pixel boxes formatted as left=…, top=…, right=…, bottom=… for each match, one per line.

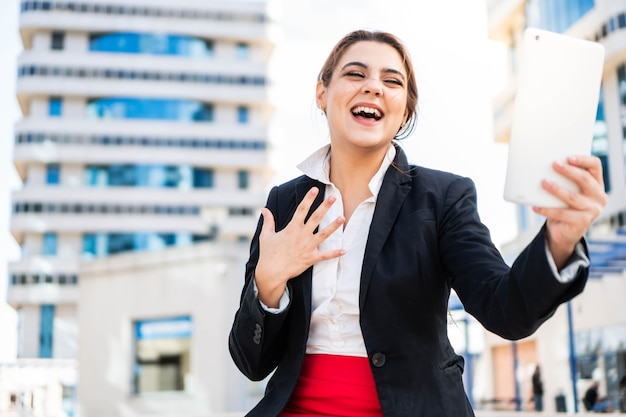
left=3, top=0, right=275, bottom=414
left=482, top=0, right=626, bottom=413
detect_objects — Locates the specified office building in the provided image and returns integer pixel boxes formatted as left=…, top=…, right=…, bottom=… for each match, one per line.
left=3, top=0, right=275, bottom=415
left=480, top=0, right=626, bottom=412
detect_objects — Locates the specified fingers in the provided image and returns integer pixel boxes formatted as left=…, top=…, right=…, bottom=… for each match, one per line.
left=260, top=207, right=276, bottom=234
left=293, top=187, right=339, bottom=232
left=315, top=215, right=345, bottom=241
left=547, top=156, right=608, bottom=209
left=293, top=187, right=320, bottom=224
left=566, top=155, right=604, bottom=184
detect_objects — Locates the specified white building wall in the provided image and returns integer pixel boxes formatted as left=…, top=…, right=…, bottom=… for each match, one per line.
left=53, top=304, right=78, bottom=359
left=77, top=241, right=259, bottom=417
left=18, top=305, right=40, bottom=359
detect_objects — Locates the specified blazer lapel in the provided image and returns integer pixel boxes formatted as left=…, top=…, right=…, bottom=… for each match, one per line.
left=294, top=177, right=326, bottom=323
left=359, top=145, right=412, bottom=308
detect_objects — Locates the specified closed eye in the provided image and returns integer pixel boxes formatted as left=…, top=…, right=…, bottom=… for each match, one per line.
left=345, top=71, right=365, bottom=78
left=384, top=78, right=403, bottom=87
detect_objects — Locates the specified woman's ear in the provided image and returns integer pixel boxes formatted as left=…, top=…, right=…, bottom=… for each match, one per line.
left=316, top=80, right=326, bottom=111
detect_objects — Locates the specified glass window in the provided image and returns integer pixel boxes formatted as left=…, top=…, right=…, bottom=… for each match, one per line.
left=46, top=164, right=60, bottom=185
left=85, top=165, right=107, bottom=186
left=526, top=0, right=594, bottom=32
left=42, top=233, right=57, bottom=256
left=236, top=42, right=249, bottom=60
left=237, top=106, right=249, bottom=124
left=49, top=97, right=62, bottom=117
left=133, top=316, right=192, bottom=394
left=85, top=97, right=214, bottom=122
left=192, top=168, right=214, bottom=188
left=238, top=170, right=249, bottom=189
left=592, top=86, right=610, bottom=192
left=51, top=31, right=65, bottom=50
left=89, top=32, right=214, bottom=57
left=82, top=234, right=97, bottom=258
left=618, top=65, right=626, bottom=185
left=39, top=305, right=54, bottom=358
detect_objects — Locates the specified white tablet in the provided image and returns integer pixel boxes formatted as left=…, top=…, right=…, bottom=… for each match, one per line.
left=503, top=27, right=605, bottom=208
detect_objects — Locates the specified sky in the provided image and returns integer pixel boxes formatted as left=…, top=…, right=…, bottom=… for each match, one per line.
left=0, top=0, right=514, bottom=361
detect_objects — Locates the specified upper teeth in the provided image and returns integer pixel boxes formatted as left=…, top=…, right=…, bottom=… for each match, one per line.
left=352, top=106, right=381, bottom=118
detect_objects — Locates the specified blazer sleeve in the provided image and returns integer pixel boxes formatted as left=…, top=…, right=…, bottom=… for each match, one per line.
left=440, top=177, right=588, bottom=340
left=228, top=185, right=292, bottom=381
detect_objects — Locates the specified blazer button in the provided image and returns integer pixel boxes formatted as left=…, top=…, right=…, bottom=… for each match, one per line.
left=371, top=352, right=386, bottom=367
left=253, top=323, right=262, bottom=345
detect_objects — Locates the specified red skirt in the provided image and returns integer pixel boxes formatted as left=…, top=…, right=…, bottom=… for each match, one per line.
left=279, top=354, right=383, bottom=417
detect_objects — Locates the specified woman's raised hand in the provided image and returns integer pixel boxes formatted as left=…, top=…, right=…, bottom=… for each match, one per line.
left=254, top=187, right=346, bottom=308
left=534, top=155, right=608, bottom=269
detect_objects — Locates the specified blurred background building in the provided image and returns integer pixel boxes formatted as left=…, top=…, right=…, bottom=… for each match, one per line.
left=481, top=0, right=626, bottom=412
left=3, top=0, right=275, bottom=415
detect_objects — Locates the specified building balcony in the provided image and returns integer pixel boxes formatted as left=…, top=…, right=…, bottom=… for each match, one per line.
left=15, top=70, right=269, bottom=116
left=12, top=139, right=270, bottom=179
left=10, top=209, right=259, bottom=243
left=18, top=1, right=273, bottom=50
left=11, top=186, right=267, bottom=208
left=14, top=117, right=269, bottom=142
left=6, top=281, right=79, bottom=307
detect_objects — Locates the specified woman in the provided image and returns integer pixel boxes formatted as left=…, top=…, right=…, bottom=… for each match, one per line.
left=228, top=29, right=607, bottom=417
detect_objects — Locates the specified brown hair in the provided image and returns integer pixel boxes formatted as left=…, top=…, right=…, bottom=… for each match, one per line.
left=317, top=29, right=418, bottom=139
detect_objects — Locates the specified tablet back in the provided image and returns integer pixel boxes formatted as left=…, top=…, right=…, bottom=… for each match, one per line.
left=503, top=27, right=604, bottom=207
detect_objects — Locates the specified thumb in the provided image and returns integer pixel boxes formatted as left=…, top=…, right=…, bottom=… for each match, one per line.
left=260, top=208, right=276, bottom=234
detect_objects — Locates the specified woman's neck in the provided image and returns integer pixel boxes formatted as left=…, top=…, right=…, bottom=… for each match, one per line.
left=328, top=142, right=391, bottom=224
left=330, top=146, right=388, bottom=188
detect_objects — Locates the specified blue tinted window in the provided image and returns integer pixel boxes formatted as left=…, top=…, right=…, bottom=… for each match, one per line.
left=42, top=233, right=57, bottom=256
left=49, top=97, right=62, bottom=116
left=89, top=32, right=214, bottom=57
left=193, top=168, right=214, bottom=188
left=238, top=170, right=249, bottom=189
left=83, top=234, right=97, bottom=258
left=236, top=43, right=249, bottom=60
left=617, top=65, right=626, bottom=186
left=82, top=232, right=190, bottom=258
left=237, top=106, right=249, bottom=124
left=84, top=164, right=191, bottom=188
left=86, top=97, right=214, bottom=122
left=526, top=0, right=594, bottom=32
left=51, top=31, right=64, bottom=50
left=46, top=164, right=60, bottom=184
left=85, top=166, right=107, bottom=186
left=39, top=305, right=54, bottom=358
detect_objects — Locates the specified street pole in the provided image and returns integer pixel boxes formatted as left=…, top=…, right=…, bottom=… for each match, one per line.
left=512, top=340, right=521, bottom=411
left=567, top=301, right=579, bottom=412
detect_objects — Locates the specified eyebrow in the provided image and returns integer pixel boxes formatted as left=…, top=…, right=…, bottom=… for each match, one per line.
left=341, top=61, right=406, bottom=81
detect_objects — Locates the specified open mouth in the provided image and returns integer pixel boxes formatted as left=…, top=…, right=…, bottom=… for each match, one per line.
left=351, top=106, right=383, bottom=121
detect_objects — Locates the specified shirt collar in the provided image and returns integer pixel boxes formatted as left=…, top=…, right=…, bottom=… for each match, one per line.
left=297, top=143, right=396, bottom=197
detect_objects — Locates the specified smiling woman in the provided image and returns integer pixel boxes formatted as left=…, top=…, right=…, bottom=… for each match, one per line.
left=228, top=28, right=607, bottom=417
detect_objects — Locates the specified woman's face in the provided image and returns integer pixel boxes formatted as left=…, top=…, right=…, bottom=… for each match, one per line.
left=316, top=41, right=409, bottom=152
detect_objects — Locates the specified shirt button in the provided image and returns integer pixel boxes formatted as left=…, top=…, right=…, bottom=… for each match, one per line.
left=371, top=352, right=386, bottom=367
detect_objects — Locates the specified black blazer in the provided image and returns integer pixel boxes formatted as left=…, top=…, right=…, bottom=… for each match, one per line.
left=229, top=144, right=588, bottom=417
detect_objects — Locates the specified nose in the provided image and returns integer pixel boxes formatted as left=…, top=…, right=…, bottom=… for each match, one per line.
left=362, top=78, right=382, bottom=96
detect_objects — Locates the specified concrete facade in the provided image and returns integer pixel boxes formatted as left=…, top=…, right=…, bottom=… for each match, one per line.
left=3, top=0, right=275, bottom=415
left=484, top=0, right=626, bottom=413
